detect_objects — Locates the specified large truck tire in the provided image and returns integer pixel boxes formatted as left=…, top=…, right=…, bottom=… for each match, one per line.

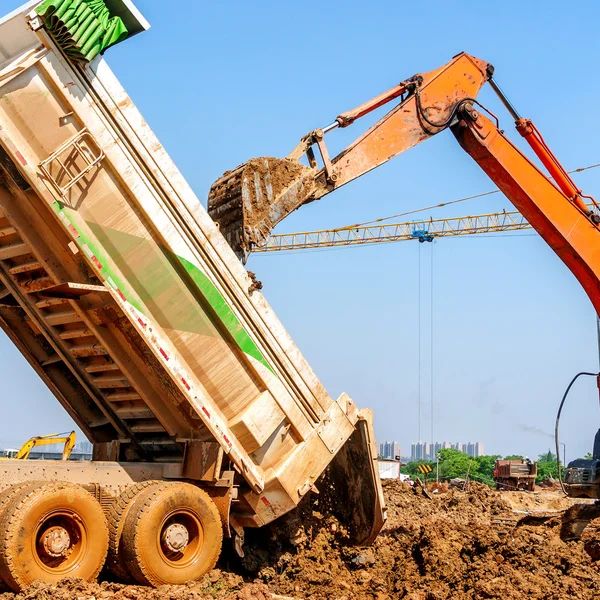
left=106, top=480, right=165, bottom=582
left=121, top=482, right=223, bottom=586
left=0, top=482, right=108, bottom=591
left=0, top=483, right=45, bottom=590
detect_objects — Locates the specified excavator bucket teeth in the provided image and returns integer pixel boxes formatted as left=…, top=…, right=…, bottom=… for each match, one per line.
left=208, top=157, right=316, bottom=261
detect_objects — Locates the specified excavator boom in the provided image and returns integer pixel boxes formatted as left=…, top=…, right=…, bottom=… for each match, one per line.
left=208, top=55, right=600, bottom=319
left=450, top=107, right=600, bottom=315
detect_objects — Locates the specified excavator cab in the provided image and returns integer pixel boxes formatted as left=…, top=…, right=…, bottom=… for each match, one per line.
left=564, top=429, right=600, bottom=499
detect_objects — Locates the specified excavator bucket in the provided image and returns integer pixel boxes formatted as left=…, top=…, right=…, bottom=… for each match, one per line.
left=208, top=157, right=317, bottom=261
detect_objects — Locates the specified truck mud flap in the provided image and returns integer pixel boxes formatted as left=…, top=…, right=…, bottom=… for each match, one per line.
left=325, top=409, right=387, bottom=545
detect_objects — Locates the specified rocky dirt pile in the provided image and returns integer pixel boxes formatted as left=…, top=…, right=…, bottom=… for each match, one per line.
left=239, top=481, right=600, bottom=599
left=1, top=481, right=599, bottom=599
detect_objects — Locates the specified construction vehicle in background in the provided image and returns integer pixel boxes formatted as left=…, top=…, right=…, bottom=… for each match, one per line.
left=494, top=459, right=537, bottom=492
left=208, top=53, right=600, bottom=504
left=564, top=430, right=600, bottom=498
left=0, top=432, right=76, bottom=461
left=0, top=1, right=385, bottom=592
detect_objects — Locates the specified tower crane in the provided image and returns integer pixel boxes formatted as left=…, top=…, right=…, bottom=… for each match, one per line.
left=252, top=203, right=596, bottom=253
left=254, top=208, right=533, bottom=252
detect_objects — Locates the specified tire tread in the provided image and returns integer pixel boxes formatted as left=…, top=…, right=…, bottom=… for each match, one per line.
left=122, top=482, right=223, bottom=586
left=106, top=480, right=162, bottom=581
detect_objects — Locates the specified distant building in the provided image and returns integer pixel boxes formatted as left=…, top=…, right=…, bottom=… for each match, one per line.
left=379, top=441, right=401, bottom=460
left=433, top=442, right=452, bottom=455
left=411, top=441, right=485, bottom=461
left=76, top=440, right=93, bottom=454
left=411, top=442, right=431, bottom=461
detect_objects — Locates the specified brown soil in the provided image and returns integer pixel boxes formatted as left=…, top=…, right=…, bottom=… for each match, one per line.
left=2, top=482, right=599, bottom=600
left=500, top=489, right=591, bottom=512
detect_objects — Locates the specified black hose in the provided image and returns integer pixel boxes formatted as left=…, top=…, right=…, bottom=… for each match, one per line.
left=414, top=87, right=472, bottom=131
left=555, top=372, right=598, bottom=494
left=414, top=89, right=499, bottom=134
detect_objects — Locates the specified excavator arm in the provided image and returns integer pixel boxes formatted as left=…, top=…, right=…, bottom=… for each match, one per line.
left=208, top=52, right=599, bottom=281
left=208, top=52, right=491, bottom=260
left=209, top=54, right=600, bottom=317
left=14, top=431, right=76, bottom=461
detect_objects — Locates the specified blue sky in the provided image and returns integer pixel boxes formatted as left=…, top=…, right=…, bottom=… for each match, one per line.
left=1, top=0, right=599, bottom=462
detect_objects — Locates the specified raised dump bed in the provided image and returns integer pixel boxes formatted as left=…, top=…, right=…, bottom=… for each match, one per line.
left=0, top=0, right=385, bottom=590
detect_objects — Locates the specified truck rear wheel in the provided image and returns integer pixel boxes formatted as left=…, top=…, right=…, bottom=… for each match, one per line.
left=0, top=482, right=108, bottom=591
left=121, top=482, right=223, bottom=586
left=106, top=481, right=165, bottom=582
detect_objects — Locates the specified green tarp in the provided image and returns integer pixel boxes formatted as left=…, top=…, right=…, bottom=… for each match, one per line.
left=36, top=0, right=128, bottom=63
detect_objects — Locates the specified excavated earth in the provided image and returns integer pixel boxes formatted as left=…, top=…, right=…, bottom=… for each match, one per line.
left=1, top=481, right=599, bottom=600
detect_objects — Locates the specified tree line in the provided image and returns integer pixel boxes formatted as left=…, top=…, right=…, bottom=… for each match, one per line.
left=399, top=448, right=561, bottom=485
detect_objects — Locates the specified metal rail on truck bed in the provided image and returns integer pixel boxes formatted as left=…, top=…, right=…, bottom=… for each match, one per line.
left=0, top=1, right=385, bottom=542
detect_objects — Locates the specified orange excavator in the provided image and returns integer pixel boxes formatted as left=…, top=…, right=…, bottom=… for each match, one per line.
left=208, top=52, right=600, bottom=502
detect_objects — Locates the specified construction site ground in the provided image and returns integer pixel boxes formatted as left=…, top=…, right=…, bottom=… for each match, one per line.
left=1, top=480, right=598, bottom=600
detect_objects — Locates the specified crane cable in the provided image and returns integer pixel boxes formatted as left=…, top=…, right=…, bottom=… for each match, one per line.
left=417, top=243, right=422, bottom=443
left=430, top=243, right=434, bottom=446
left=340, top=162, right=600, bottom=231
left=416, top=242, right=436, bottom=448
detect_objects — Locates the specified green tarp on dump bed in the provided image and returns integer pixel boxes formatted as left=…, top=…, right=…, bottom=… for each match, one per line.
left=36, top=0, right=128, bottom=62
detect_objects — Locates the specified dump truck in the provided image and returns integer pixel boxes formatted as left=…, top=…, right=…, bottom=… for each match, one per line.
left=494, top=459, right=537, bottom=492
left=0, top=1, right=385, bottom=591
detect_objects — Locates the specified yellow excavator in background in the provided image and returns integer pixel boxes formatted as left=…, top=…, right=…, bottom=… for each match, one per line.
left=0, top=432, right=76, bottom=461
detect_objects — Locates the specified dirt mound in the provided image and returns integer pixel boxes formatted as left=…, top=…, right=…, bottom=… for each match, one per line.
left=239, top=481, right=600, bottom=599
left=1, top=482, right=598, bottom=599
left=0, top=574, right=274, bottom=600
left=582, top=517, right=600, bottom=560
left=500, top=489, right=591, bottom=512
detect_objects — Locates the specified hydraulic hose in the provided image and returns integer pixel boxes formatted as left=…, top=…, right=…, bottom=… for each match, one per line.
left=555, top=372, right=599, bottom=494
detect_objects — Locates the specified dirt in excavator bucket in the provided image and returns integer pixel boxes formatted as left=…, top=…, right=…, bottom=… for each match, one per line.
left=208, top=157, right=316, bottom=261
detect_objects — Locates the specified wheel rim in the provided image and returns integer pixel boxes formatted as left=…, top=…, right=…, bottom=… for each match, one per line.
left=33, top=511, right=87, bottom=575
left=157, top=509, right=204, bottom=569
